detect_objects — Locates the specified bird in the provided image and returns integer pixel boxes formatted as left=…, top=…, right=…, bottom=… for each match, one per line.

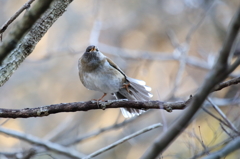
left=78, top=45, right=152, bottom=118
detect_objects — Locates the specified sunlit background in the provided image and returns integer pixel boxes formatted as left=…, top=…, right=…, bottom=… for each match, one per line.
left=0, top=0, right=240, bottom=158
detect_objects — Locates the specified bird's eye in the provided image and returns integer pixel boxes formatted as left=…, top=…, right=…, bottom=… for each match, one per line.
left=96, top=48, right=98, bottom=51
left=87, top=48, right=92, bottom=52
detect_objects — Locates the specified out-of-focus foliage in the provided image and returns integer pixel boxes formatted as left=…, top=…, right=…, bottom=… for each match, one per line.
left=0, top=0, right=239, bottom=158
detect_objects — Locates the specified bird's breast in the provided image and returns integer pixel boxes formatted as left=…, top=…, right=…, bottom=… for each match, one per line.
left=80, top=60, right=125, bottom=93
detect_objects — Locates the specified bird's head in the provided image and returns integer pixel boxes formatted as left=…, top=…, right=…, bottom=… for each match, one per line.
left=85, top=45, right=99, bottom=53
left=80, top=45, right=104, bottom=71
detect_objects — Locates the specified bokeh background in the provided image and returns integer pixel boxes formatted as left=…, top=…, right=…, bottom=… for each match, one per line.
left=0, top=0, right=240, bottom=158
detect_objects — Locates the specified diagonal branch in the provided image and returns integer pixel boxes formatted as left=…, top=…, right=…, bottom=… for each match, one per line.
left=203, top=136, right=240, bottom=159
left=207, top=98, right=240, bottom=135
left=0, top=0, right=73, bottom=87
left=0, top=126, right=85, bottom=159
left=64, top=114, right=142, bottom=146
left=213, top=76, right=240, bottom=91
left=0, top=0, right=54, bottom=64
left=84, top=123, right=162, bottom=159
left=141, top=7, right=240, bottom=159
left=0, top=0, right=36, bottom=40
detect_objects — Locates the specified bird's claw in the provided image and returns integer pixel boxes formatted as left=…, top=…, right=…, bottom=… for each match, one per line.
left=122, top=82, right=130, bottom=93
left=101, top=104, right=106, bottom=110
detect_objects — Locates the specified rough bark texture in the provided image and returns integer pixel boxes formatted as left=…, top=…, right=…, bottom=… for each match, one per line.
left=0, top=99, right=191, bottom=118
left=0, top=0, right=73, bottom=87
left=0, top=75, right=239, bottom=118
left=0, top=0, right=54, bottom=63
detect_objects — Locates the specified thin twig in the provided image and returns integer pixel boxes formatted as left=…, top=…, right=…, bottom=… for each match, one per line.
left=167, top=30, right=179, bottom=48
left=64, top=113, right=146, bottom=146
left=207, top=98, right=240, bottom=135
left=166, top=43, right=189, bottom=98
left=84, top=123, right=162, bottom=159
left=141, top=8, right=240, bottom=159
left=0, top=0, right=55, bottom=64
left=198, top=126, right=207, bottom=150
left=157, top=90, right=168, bottom=132
left=0, top=0, right=74, bottom=87
left=220, top=123, right=234, bottom=138
left=0, top=0, right=36, bottom=41
left=190, top=138, right=232, bottom=159
left=202, top=107, right=229, bottom=128
left=0, top=126, right=85, bottom=159
left=43, top=115, right=76, bottom=141
left=168, top=0, right=216, bottom=99
left=0, top=119, right=9, bottom=126
left=186, top=129, right=207, bottom=151
left=186, top=1, right=216, bottom=43
left=203, top=136, right=240, bottom=159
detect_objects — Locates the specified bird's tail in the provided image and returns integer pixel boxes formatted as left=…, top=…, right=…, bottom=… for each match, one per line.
left=115, top=77, right=152, bottom=118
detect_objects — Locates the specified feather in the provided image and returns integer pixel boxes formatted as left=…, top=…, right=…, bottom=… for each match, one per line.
left=115, top=92, right=145, bottom=118
left=114, top=77, right=152, bottom=118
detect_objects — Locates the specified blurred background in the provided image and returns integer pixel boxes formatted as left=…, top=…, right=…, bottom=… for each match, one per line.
left=0, top=0, right=240, bottom=158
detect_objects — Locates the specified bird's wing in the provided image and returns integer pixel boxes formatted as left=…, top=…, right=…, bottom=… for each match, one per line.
left=106, top=58, right=127, bottom=79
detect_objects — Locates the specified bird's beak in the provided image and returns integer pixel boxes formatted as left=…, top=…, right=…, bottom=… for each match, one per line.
left=90, top=46, right=97, bottom=52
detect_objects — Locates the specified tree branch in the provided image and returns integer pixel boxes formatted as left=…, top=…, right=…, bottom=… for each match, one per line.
left=0, top=99, right=191, bottom=118
left=64, top=114, right=142, bottom=146
left=98, top=43, right=239, bottom=78
left=0, top=75, right=239, bottom=118
left=213, top=77, right=240, bottom=91
left=141, top=7, right=240, bottom=159
left=0, top=0, right=54, bottom=64
left=0, top=0, right=73, bottom=87
left=0, top=126, right=85, bottom=159
left=84, top=123, right=162, bottom=159
left=0, top=0, right=36, bottom=40
left=207, top=98, right=240, bottom=135
left=203, top=136, right=240, bottom=159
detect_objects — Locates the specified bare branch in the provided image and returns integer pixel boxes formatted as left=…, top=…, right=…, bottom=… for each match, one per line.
left=64, top=114, right=143, bottom=146
left=167, top=43, right=189, bottom=98
left=0, top=0, right=54, bottom=64
left=0, top=99, right=191, bottom=118
left=220, top=123, right=235, bottom=138
left=84, top=123, right=162, bottom=159
left=185, top=1, right=215, bottom=43
left=213, top=76, right=240, bottom=92
left=207, top=98, right=240, bottom=135
left=202, top=107, right=229, bottom=127
left=0, top=75, right=239, bottom=119
left=0, top=0, right=36, bottom=39
left=141, top=7, right=240, bottom=159
left=0, top=126, right=85, bottom=159
left=98, top=43, right=239, bottom=78
left=190, top=138, right=232, bottom=159
left=203, top=137, right=240, bottom=159
left=0, top=0, right=73, bottom=87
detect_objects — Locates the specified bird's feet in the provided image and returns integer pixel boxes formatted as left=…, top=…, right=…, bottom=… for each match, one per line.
left=92, top=93, right=107, bottom=102
left=122, top=82, right=130, bottom=93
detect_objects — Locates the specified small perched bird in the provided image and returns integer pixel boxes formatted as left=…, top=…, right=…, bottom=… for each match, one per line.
left=78, top=45, right=152, bottom=118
